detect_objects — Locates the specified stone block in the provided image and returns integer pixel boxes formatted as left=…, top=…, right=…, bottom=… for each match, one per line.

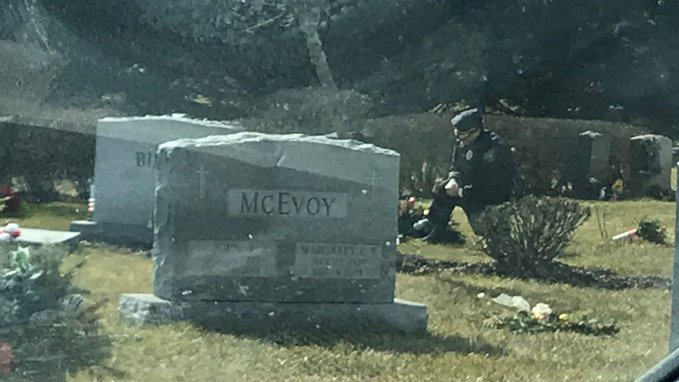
left=119, top=293, right=428, bottom=334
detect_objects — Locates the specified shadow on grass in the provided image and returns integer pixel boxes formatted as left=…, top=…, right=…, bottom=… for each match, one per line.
left=197, top=325, right=506, bottom=357
left=434, top=277, right=524, bottom=299
left=398, top=251, right=671, bottom=290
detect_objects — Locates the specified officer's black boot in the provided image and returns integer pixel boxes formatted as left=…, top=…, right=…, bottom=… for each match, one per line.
left=421, top=193, right=456, bottom=243
left=422, top=224, right=447, bottom=243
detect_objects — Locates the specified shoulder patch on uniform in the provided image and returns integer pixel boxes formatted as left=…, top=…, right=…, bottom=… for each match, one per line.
left=483, top=149, right=496, bottom=163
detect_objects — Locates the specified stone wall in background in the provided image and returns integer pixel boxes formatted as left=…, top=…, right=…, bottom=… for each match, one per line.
left=0, top=117, right=95, bottom=202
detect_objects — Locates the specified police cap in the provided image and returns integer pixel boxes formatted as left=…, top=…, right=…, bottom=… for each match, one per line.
left=451, top=108, right=483, bottom=132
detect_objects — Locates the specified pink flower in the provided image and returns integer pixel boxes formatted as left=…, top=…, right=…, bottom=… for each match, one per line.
left=0, top=340, right=13, bottom=375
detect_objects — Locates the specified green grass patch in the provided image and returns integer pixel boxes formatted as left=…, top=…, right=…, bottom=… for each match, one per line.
left=2, top=202, right=87, bottom=231
left=5, top=200, right=674, bottom=381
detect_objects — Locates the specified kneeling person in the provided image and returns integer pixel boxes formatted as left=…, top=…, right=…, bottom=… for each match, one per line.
left=416, top=108, right=519, bottom=243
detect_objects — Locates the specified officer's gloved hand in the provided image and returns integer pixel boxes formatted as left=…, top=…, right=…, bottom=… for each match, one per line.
left=413, top=218, right=433, bottom=233
left=445, top=179, right=461, bottom=197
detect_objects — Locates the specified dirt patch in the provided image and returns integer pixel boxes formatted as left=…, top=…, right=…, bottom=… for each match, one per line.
left=396, top=251, right=670, bottom=290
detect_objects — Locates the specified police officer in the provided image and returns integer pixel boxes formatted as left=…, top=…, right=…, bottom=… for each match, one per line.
left=414, top=108, right=519, bottom=243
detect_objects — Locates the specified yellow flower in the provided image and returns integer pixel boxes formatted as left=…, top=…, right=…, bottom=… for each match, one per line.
left=612, top=179, right=624, bottom=193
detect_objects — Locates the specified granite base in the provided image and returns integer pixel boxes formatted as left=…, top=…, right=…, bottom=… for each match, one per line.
left=17, top=228, right=81, bottom=252
left=69, top=220, right=152, bottom=249
left=119, top=293, right=428, bottom=334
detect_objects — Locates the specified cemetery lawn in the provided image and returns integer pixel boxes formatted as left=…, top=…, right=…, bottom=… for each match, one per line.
left=4, top=202, right=88, bottom=231
left=14, top=200, right=673, bottom=381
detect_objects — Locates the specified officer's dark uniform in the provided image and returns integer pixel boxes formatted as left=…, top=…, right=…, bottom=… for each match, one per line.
left=425, top=110, right=518, bottom=240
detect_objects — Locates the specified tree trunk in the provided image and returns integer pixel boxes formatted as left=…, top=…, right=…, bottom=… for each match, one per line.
left=298, top=2, right=336, bottom=89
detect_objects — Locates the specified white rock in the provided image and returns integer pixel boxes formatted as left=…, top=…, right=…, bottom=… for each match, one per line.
left=492, top=293, right=531, bottom=312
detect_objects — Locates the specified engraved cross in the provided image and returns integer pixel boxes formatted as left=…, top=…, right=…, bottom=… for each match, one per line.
left=366, top=168, right=381, bottom=201
left=196, top=163, right=209, bottom=199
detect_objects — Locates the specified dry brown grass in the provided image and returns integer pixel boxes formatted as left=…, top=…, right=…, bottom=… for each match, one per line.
left=5, top=200, right=673, bottom=381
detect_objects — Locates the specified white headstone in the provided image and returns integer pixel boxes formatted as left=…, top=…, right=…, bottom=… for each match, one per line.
left=77, top=114, right=243, bottom=245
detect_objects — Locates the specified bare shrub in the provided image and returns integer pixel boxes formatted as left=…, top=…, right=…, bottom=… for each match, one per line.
left=476, top=195, right=591, bottom=268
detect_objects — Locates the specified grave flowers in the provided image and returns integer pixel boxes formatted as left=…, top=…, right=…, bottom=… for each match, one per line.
left=0, top=223, right=21, bottom=242
left=610, top=218, right=667, bottom=244
left=483, top=293, right=619, bottom=336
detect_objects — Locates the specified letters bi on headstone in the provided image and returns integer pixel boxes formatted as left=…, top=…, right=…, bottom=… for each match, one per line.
left=70, top=114, right=243, bottom=246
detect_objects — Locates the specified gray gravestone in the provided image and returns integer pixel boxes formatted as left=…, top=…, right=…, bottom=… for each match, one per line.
left=70, top=114, right=243, bottom=246
left=629, top=134, right=673, bottom=198
left=119, top=132, right=427, bottom=333
left=578, top=130, right=611, bottom=180
left=572, top=131, right=611, bottom=197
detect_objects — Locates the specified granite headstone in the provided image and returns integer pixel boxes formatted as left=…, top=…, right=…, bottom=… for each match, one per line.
left=629, top=134, right=672, bottom=198
left=119, top=132, right=427, bottom=333
left=70, top=114, right=243, bottom=246
left=572, top=130, right=611, bottom=197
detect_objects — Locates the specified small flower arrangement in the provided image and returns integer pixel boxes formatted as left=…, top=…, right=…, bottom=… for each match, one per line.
left=485, top=310, right=619, bottom=336
left=0, top=223, right=21, bottom=242
left=636, top=218, right=667, bottom=245
left=482, top=293, right=619, bottom=336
